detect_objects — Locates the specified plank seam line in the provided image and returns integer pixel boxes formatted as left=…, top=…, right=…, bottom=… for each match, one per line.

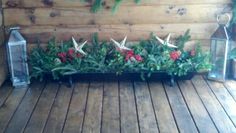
left=176, top=81, right=200, bottom=132
left=100, top=81, right=105, bottom=133
left=223, top=83, right=236, bottom=104
left=60, top=83, right=76, bottom=133
left=162, top=81, right=180, bottom=133
left=1, top=3, right=231, bottom=9
left=0, top=86, right=13, bottom=108
left=3, top=86, right=30, bottom=132
left=118, top=80, right=121, bottom=133
left=132, top=81, right=141, bottom=133
left=81, top=81, right=90, bottom=133
left=190, top=79, right=219, bottom=132
left=204, top=77, right=236, bottom=128
left=147, top=81, right=160, bottom=132
left=41, top=83, right=61, bottom=133
left=21, top=82, right=47, bottom=133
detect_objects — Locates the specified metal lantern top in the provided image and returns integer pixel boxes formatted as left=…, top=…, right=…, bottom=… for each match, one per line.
left=211, top=14, right=231, bottom=40
left=8, top=27, right=26, bottom=45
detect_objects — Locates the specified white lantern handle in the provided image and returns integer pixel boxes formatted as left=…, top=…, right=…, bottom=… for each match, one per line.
left=217, top=13, right=231, bottom=27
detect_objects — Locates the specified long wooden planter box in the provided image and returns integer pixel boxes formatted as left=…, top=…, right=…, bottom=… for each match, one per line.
left=44, top=71, right=195, bottom=87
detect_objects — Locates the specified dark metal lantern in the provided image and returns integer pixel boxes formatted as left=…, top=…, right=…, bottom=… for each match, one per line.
left=6, top=27, right=30, bottom=87
left=208, top=14, right=232, bottom=82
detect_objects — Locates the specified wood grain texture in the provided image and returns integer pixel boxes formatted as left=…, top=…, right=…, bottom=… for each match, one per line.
left=4, top=5, right=227, bottom=26
left=102, top=81, right=120, bottom=133
left=192, top=76, right=236, bottom=132
left=23, top=83, right=59, bottom=133
left=164, top=82, right=198, bottom=133
left=134, top=82, right=159, bottom=133
left=2, top=0, right=231, bottom=8
left=82, top=81, right=103, bottom=133
left=15, top=23, right=218, bottom=43
left=207, top=80, right=236, bottom=126
left=119, top=81, right=139, bottom=133
left=149, top=82, right=178, bottom=133
left=224, top=80, right=236, bottom=101
left=0, top=45, right=8, bottom=87
left=63, top=82, right=89, bottom=133
left=178, top=80, right=218, bottom=133
left=0, top=82, right=12, bottom=108
left=43, top=84, right=73, bottom=133
left=4, top=82, right=45, bottom=133
left=0, top=85, right=28, bottom=133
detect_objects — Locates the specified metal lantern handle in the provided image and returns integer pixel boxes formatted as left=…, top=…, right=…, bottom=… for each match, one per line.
left=217, top=13, right=231, bottom=27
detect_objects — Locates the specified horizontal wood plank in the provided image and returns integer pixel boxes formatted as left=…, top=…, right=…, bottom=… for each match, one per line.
left=4, top=5, right=227, bottom=26
left=17, top=23, right=218, bottom=43
left=2, top=0, right=231, bottom=8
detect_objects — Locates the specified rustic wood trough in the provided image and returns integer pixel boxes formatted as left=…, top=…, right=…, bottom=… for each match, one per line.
left=45, top=72, right=195, bottom=87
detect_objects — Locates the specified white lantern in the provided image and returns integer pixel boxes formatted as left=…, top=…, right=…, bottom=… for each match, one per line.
left=208, top=14, right=232, bottom=82
left=6, top=27, right=30, bottom=87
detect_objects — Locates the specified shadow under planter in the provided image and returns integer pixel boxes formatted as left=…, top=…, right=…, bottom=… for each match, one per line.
left=43, top=72, right=195, bottom=87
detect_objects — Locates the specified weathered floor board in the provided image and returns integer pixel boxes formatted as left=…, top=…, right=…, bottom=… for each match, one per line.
left=23, top=83, right=59, bottom=133
left=4, top=82, right=45, bottom=133
left=0, top=76, right=236, bottom=133
left=134, top=82, right=159, bottom=133
left=119, top=81, right=139, bottom=133
left=178, top=80, right=218, bottom=133
left=164, top=82, right=198, bottom=133
left=43, top=84, right=74, bottom=133
left=0, top=85, right=28, bottom=133
left=192, top=76, right=236, bottom=132
left=63, top=81, right=89, bottom=133
left=102, top=81, right=120, bottom=133
left=82, top=81, right=104, bottom=133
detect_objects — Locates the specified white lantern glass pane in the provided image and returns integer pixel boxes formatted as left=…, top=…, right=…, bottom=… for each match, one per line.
left=11, top=44, right=28, bottom=85
left=208, top=39, right=227, bottom=81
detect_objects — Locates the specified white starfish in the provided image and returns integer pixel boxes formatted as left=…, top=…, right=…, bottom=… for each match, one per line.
left=155, top=33, right=177, bottom=48
left=72, top=37, right=87, bottom=55
left=110, top=36, right=131, bottom=51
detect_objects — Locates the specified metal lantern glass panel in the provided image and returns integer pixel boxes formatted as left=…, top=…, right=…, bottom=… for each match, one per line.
left=208, top=25, right=231, bottom=82
left=7, top=29, right=30, bottom=87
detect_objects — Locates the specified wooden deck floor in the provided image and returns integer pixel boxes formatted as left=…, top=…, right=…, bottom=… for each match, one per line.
left=1, top=75, right=236, bottom=133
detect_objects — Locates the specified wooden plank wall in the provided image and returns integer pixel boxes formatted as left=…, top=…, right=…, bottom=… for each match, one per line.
left=1, top=0, right=232, bottom=49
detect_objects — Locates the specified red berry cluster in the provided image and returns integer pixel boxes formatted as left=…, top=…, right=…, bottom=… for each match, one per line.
left=124, top=50, right=143, bottom=62
left=170, top=51, right=181, bottom=61
left=57, top=48, right=81, bottom=63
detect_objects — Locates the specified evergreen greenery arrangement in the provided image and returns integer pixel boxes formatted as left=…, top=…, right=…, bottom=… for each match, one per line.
left=29, top=30, right=212, bottom=81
